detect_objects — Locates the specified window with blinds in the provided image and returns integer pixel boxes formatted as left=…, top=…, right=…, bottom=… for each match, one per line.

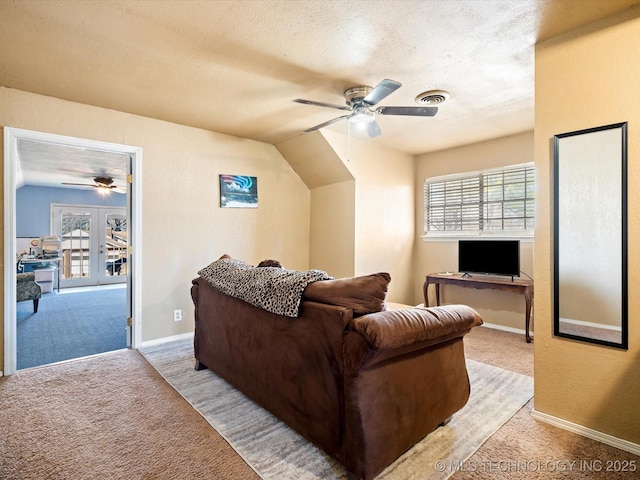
left=423, top=163, right=535, bottom=236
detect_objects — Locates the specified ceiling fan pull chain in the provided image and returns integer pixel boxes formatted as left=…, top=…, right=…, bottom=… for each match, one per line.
left=347, top=120, right=351, bottom=162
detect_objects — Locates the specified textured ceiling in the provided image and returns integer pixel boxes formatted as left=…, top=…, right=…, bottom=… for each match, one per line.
left=1, top=0, right=639, bottom=186
left=15, top=139, right=128, bottom=191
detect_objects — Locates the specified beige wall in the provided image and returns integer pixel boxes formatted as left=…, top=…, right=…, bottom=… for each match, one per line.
left=309, top=180, right=355, bottom=278
left=274, top=132, right=356, bottom=279
left=413, top=131, right=535, bottom=331
left=277, top=130, right=415, bottom=303
left=323, top=131, right=415, bottom=304
left=1, top=87, right=311, bottom=370
left=534, top=14, right=640, bottom=443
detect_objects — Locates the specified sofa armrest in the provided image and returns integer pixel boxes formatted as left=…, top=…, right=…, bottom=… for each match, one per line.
left=350, top=305, right=482, bottom=350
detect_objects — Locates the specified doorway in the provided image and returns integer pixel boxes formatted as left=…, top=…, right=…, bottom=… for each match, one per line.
left=4, top=127, right=142, bottom=375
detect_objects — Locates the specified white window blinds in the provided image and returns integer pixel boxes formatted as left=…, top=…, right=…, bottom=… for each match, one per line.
left=424, top=164, right=535, bottom=235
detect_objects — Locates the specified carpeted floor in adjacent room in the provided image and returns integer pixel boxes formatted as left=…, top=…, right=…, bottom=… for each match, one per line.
left=16, top=286, right=127, bottom=369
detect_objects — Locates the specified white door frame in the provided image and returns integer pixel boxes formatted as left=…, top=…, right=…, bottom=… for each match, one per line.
left=3, top=127, right=143, bottom=375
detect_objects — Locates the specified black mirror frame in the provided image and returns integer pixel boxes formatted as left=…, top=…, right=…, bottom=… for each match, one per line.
left=553, top=122, right=628, bottom=350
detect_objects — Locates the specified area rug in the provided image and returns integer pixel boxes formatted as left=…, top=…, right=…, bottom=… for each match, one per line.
left=141, top=339, right=534, bottom=480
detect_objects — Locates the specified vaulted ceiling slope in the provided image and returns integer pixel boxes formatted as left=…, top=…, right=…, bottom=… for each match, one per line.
left=1, top=0, right=639, bottom=156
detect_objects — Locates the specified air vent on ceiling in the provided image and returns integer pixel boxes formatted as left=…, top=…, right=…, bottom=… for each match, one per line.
left=415, top=89, right=450, bottom=106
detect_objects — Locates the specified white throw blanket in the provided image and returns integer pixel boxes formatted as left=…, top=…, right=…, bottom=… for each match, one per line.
left=198, top=257, right=331, bottom=317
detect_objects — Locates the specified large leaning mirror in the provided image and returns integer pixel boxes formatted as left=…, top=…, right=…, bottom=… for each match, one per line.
left=554, top=122, right=628, bottom=349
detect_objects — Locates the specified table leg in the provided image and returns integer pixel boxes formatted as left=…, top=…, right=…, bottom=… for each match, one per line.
left=524, top=291, right=533, bottom=343
left=423, top=280, right=430, bottom=307
left=435, top=285, right=441, bottom=306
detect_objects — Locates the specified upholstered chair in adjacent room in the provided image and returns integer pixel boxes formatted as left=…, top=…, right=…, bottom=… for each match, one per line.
left=17, top=272, right=42, bottom=313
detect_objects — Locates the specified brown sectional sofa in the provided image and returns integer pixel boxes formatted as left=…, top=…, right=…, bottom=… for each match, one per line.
left=191, top=259, right=482, bottom=480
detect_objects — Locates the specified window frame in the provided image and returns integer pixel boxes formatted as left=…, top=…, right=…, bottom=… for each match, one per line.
left=422, top=162, right=535, bottom=241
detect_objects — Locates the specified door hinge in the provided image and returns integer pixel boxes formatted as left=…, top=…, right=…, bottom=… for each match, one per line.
left=127, top=317, right=133, bottom=327
left=126, top=174, right=133, bottom=184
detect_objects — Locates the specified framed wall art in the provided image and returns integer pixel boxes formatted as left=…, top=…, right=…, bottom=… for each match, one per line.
left=219, top=174, right=258, bottom=208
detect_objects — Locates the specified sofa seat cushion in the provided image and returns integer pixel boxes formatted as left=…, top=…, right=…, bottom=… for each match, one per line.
left=350, top=305, right=483, bottom=350
left=303, top=273, right=391, bottom=316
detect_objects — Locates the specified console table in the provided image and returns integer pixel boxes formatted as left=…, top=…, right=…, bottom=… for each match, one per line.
left=424, top=273, right=534, bottom=343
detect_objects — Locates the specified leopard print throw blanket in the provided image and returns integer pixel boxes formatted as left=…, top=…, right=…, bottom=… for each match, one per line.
left=198, top=257, right=332, bottom=317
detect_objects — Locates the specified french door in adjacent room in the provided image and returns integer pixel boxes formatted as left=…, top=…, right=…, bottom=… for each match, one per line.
left=52, top=205, right=128, bottom=288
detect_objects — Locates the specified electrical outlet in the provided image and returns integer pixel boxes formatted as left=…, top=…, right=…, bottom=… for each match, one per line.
left=173, top=309, right=182, bottom=322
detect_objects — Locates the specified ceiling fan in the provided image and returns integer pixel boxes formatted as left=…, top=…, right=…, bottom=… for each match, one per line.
left=293, top=79, right=438, bottom=138
left=62, top=176, right=121, bottom=191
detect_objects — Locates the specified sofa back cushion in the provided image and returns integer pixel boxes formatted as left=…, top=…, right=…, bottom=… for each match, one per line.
left=303, top=273, right=391, bottom=316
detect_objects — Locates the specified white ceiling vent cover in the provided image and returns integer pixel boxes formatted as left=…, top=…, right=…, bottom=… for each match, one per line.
left=415, top=90, right=450, bottom=105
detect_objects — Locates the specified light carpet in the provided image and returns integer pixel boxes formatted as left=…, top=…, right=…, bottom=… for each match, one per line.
left=141, top=339, right=533, bottom=480
left=0, top=348, right=259, bottom=479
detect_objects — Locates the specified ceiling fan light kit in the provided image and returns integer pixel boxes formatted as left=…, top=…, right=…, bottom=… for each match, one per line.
left=349, top=108, right=375, bottom=124
left=294, top=79, right=439, bottom=138
left=93, top=176, right=116, bottom=187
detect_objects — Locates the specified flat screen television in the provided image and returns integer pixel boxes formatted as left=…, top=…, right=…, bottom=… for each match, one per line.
left=458, top=240, right=520, bottom=278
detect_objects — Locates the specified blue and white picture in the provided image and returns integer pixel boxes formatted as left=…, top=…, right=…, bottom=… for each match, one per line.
left=219, top=174, right=258, bottom=208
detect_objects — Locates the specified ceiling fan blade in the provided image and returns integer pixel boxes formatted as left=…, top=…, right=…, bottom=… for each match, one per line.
left=365, top=120, right=382, bottom=138
left=304, top=115, right=350, bottom=133
left=376, top=106, right=438, bottom=117
left=62, top=179, right=118, bottom=189
left=363, top=79, right=402, bottom=106
left=293, top=99, right=351, bottom=111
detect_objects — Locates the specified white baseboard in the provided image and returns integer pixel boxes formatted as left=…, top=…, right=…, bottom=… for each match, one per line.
left=560, top=317, right=621, bottom=331
left=481, top=321, right=532, bottom=338
left=139, top=332, right=194, bottom=348
left=531, top=409, right=640, bottom=456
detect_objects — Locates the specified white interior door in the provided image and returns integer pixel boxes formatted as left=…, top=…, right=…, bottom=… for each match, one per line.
left=52, top=205, right=127, bottom=288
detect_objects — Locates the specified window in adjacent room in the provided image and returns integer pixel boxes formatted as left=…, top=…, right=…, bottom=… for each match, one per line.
left=423, top=163, right=535, bottom=237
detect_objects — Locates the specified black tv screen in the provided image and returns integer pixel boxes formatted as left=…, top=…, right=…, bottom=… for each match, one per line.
left=458, top=240, right=520, bottom=277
